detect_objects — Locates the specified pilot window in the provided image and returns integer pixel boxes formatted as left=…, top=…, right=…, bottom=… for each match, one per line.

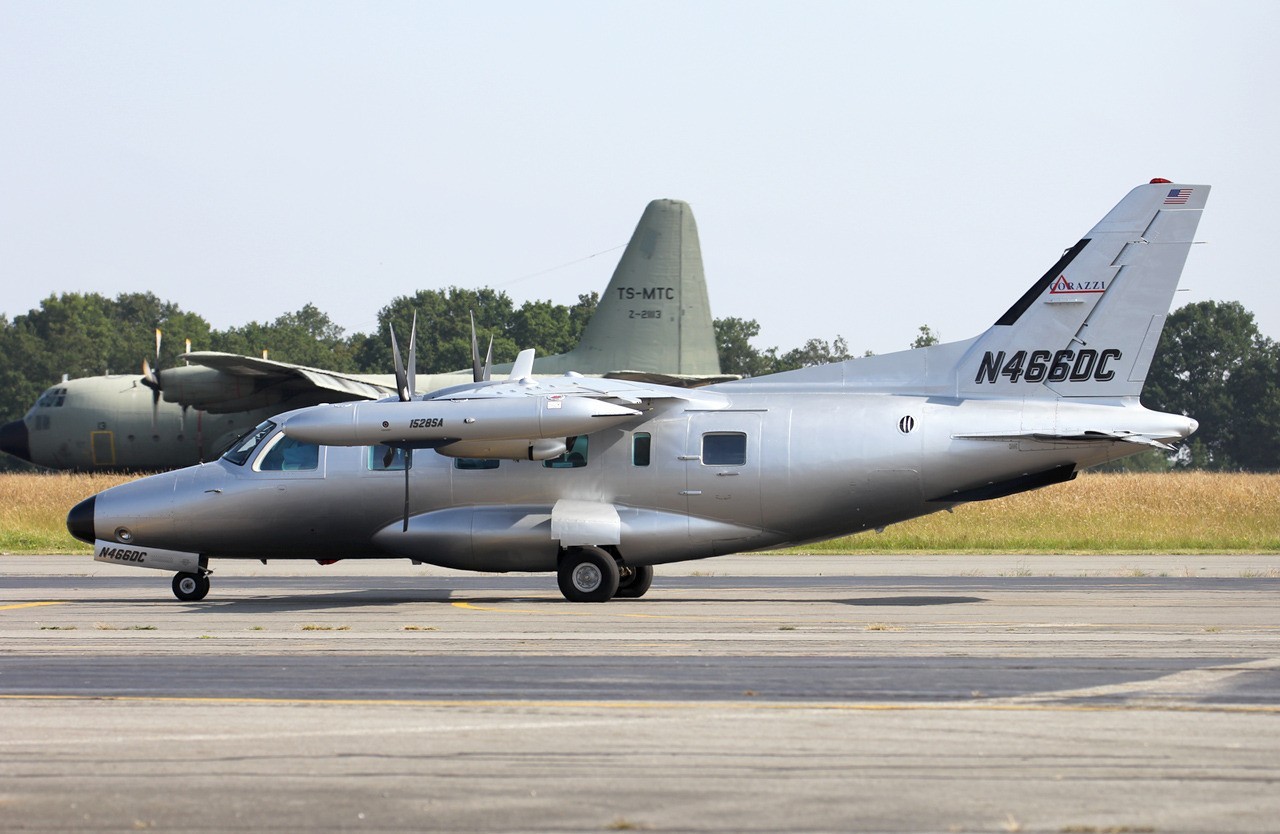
left=455, top=458, right=500, bottom=470
left=632, top=432, right=651, bottom=466
left=544, top=435, right=588, bottom=469
left=221, top=421, right=276, bottom=466
left=702, top=432, right=746, bottom=466
left=36, top=388, right=67, bottom=408
left=258, top=435, right=320, bottom=471
left=367, top=445, right=407, bottom=471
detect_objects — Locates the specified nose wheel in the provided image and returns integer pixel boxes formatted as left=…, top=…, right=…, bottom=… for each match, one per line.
left=172, top=571, right=210, bottom=602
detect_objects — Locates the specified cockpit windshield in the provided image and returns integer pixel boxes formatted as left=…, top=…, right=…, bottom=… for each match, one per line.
left=221, top=421, right=277, bottom=466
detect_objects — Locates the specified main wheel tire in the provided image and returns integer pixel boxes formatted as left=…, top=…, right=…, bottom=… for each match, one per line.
left=172, top=571, right=210, bottom=602
left=557, top=546, right=620, bottom=603
left=615, top=564, right=654, bottom=599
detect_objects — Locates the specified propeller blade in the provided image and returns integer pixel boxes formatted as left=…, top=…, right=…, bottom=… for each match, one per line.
left=406, top=313, right=417, bottom=400
left=482, top=336, right=493, bottom=382
left=470, top=312, right=483, bottom=383
left=390, top=322, right=410, bottom=402
left=402, top=448, right=413, bottom=532
left=154, top=329, right=162, bottom=361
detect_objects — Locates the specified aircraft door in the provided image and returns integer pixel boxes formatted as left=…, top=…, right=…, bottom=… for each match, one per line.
left=90, top=430, right=115, bottom=467
left=683, top=412, right=762, bottom=531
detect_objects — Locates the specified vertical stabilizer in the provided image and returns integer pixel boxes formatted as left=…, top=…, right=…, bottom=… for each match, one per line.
left=957, top=181, right=1208, bottom=399
left=524, top=199, right=722, bottom=377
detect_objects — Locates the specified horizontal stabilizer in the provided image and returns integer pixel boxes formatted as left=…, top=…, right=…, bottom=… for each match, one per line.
left=954, top=430, right=1177, bottom=451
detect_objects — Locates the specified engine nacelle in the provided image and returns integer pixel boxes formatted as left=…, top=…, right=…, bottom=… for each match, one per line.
left=434, top=438, right=567, bottom=461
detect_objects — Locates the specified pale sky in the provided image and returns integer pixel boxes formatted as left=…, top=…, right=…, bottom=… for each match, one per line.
left=3, top=1, right=1277, bottom=357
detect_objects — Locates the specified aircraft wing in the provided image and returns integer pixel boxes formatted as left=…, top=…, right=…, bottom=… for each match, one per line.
left=424, top=373, right=731, bottom=408
left=604, top=370, right=740, bottom=388
left=162, top=352, right=395, bottom=413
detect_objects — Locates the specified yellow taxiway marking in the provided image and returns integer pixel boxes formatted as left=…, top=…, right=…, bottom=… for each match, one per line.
left=0, top=601, right=67, bottom=611
left=1, top=693, right=1278, bottom=715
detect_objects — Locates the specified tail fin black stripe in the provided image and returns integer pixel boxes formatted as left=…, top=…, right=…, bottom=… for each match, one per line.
left=994, top=239, right=1091, bottom=327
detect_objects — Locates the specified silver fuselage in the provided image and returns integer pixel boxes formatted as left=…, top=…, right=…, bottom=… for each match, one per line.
left=82, top=388, right=1191, bottom=571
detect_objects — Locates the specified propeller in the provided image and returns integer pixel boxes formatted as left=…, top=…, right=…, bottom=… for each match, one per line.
left=388, top=313, right=418, bottom=531
left=140, top=329, right=192, bottom=435
left=140, top=329, right=163, bottom=431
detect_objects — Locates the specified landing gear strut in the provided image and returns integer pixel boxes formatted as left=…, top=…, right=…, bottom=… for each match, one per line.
left=172, top=571, right=210, bottom=602
left=557, top=546, right=620, bottom=603
left=615, top=564, right=654, bottom=599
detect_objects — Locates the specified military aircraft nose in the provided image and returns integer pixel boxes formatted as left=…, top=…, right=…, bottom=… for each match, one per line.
left=1187, top=417, right=1199, bottom=436
left=67, top=496, right=96, bottom=544
left=0, top=420, right=31, bottom=463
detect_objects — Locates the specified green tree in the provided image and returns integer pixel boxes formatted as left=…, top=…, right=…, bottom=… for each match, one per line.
left=911, top=325, right=940, bottom=349
left=212, top=304, right=359, bottom=372
left=1144, top=300, right=1261, bottom=469
left=776, top=336, right=853, bottom=371
left=714, top=317, right=770, bottom=377
left=1220, top=336, right=1280, bottom=471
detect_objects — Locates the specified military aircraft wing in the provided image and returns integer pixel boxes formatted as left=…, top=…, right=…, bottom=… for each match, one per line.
left=167, top=352, right=395, bottom=412
left=604, top=370, right=740, bottom=387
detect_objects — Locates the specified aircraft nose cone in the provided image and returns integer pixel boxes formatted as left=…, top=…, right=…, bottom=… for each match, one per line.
left=67, top=496, right=96, bottom=544
left=1187, top=417, right=1199, bottom=436
left=0, top=420, right=31, bottom=463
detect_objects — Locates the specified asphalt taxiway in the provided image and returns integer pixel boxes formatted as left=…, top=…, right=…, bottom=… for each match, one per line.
left=2, top=554, right=1278, bottom=832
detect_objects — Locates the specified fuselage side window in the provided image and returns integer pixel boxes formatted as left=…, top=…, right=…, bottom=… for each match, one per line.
left=257, top=435, right=320, bottom=471
left=702, top=432, right=746, bottom=466
left=367, top=445, right=407, bottom=471
left=221, top=421, right=277, bottom=466
left=455, top=458, right=500, bottom=470
left=632, top=432, right=651, bottom=467
left=544, top=435, right=588, bottom=469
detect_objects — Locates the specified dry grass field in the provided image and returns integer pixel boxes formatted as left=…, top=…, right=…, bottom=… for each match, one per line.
left=1, top=470, right=1277, bottom=555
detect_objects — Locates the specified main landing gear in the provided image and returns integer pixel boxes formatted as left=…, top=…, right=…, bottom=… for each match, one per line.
left=556, top=546, right=653, bottom=603
left=172, top=571, right=211, bottom=602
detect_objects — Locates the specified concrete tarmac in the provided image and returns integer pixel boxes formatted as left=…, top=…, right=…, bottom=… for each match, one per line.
left=2, top=553, right=1278, bottom=832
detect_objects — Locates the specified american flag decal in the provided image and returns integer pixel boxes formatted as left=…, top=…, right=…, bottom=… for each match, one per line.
left=1164, top=188, right=1193, bottom=205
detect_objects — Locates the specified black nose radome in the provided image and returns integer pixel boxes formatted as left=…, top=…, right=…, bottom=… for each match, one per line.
left=67, top=496, right=96, bottom=544
left=0, top=420, right=30, bottom=463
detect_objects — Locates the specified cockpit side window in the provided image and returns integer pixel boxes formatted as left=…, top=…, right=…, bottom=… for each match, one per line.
left=257, top=435, right=320, bottom=471
left=221, top=421, right=277, bottom=466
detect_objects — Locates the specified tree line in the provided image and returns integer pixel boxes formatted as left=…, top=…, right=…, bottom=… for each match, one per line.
left=1, top=292, right=1276, bottom=471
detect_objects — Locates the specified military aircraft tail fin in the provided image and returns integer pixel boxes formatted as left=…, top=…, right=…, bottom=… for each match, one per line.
left=956, top=180, right=1209, bottom=399
left=516, top=199, right=724, bottom=380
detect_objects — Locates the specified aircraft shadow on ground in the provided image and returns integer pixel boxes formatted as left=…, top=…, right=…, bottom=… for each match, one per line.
left=838, top=596, right=988, bottom=607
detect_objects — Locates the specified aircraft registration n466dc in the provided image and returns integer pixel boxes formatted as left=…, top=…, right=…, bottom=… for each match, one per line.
left=68, top=181, right=1206, bottom=603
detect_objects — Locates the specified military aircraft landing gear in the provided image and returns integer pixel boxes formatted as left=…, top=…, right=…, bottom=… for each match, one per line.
left=557, top=546, right=620, bottom=603
left=615, top=564, right=654, bottom=599
left=172, top=571, right=210, bottom=602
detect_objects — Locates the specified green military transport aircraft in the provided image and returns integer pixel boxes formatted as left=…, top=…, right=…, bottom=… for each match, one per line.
left=1, top=200, right=730, bottom=472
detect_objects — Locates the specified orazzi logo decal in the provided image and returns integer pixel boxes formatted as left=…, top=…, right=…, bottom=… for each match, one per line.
left=1050, top=275, right=1107, bottom=294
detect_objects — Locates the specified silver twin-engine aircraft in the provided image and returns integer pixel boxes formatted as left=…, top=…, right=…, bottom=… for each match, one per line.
left=69, top=181, right=1207, bottom=603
